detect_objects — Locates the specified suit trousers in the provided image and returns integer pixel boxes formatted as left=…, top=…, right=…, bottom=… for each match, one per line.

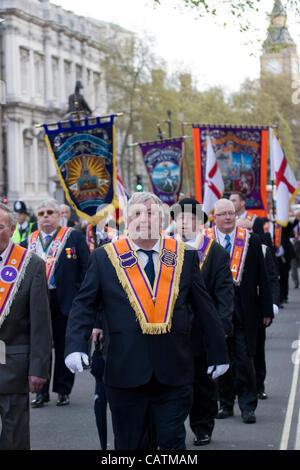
left=218, top=327, right=257, bottom=412
left=105, top=375, right=193, bottom=450
left=189, top=353, right=218, bottom=436
left=0, top=393, right=30, bottom=450
left=41, top=290, right=75, bottom=395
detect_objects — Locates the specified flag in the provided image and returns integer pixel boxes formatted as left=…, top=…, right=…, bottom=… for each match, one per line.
left=115, top=170, right=128, bottom=228
left=203, top=135, right=224, bottom=217
left=138, top=137, right=184, bottom=206
left=270, top=130, right=299, bottom=226
left=192, top=124, right=269, bottom=217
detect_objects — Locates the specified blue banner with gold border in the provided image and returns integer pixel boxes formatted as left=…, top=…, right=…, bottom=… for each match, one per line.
left=43, top=116, right=118, bottom=225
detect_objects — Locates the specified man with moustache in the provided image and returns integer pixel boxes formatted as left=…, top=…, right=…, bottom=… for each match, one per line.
left=64, top=192, right=229, bottom=450
left=205, top=198, right=273, bottom=424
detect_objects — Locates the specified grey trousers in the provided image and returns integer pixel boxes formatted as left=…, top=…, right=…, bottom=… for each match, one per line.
left=0, top=393, right=30, bottom=450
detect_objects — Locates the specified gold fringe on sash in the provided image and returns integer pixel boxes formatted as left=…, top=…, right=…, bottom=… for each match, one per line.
left=104, top=240, right=185, bottom=335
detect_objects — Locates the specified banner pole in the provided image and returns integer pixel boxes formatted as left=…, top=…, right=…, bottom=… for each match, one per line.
left=35, top=113, right=124, bottom=129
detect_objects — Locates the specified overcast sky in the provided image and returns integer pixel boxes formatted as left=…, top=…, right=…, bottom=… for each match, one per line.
left=53, top=0, right=300, bottom=94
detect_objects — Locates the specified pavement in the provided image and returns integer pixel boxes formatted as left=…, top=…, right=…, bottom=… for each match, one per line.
left=29, top=284, right=300, bottom=451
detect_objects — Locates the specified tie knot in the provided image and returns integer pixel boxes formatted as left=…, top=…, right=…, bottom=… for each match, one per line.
left=225, top=234, right=230, bottom=241
left=139, top=249, right=154, bottom=258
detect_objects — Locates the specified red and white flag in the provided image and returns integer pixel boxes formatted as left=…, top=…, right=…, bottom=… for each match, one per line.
left=115, top=169, right=129, bottom=227
left=203, top=135, right=224, bottom=217
left=270, top=129, right=299, bottom=226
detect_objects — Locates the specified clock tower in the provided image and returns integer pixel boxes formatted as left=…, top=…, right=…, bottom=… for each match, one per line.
left=260, top=0, right=300, bottom=82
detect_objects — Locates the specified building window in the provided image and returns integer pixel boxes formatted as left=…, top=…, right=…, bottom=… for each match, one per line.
left=64, top=60, right=72, bottom=102
left=52, top=56, right=59, bottom=100
left=34, top=53, right=45, bottom=98
left=23, top=136, right=34, bottom=191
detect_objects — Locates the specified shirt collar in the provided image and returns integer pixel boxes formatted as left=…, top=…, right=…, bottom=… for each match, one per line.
left=216, top=227, right=236, bottom=243
left=18, top=221, right=29, bottom=230
left=41, top=229, right=57, bottom=239
left=236, top=211, right=247, bottom=220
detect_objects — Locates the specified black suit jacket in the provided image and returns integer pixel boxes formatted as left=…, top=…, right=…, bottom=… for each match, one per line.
left=234, top=233, right=273, bottom=355
left=191, top=240, right=234, bottom=356
left=65, top=242, right=229, bottom=389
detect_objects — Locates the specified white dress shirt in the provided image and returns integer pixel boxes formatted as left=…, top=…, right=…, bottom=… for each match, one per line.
left=215, top=228, right=236, bottom=251
left=35, top=230, right=57, bottom=259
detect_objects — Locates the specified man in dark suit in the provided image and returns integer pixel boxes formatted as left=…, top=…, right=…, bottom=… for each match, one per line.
left=0, top=203, right=52, bottom=449
left=171, top=198, right=233, bottom=446
left=64, top=191, right=229, bottom=450
left=26, top=200, right=90, bottom=407
left=205, top=198, right=273, bottom=424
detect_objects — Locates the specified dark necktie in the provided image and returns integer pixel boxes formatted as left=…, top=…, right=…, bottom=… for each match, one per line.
left=225, top=234, right=232, bottom=253
left=140, top=249, right=155, bottom=287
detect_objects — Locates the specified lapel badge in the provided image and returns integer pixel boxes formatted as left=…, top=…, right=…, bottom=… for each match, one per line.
left=65, top=248, right=72, bottom=259
left=71, top=247, right=77, bottom=259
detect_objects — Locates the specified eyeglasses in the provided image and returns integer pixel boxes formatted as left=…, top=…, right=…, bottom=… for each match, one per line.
left=38, top=209, right=55, bottom=217
left=215, top=211, right=235, bottom=217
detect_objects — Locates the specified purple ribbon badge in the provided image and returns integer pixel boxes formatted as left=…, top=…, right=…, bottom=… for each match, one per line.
left=118, top=251, right=138, bottom=269
left=0, top=266, right=18, bottom=283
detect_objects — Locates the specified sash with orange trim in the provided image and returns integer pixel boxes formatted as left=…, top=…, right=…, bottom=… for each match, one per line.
left=86, top=224, right=96, bottom=252
left=28, top=227, right=72, bottom=286
left=245, top=211, right=256, bottom=223
left=174, top=233, right=213, bottom=270
left=205, top=226, right=250, bottom=286
left=104, top=235, right=185, bottom=334
left=0, top=243, right=32, bottom=328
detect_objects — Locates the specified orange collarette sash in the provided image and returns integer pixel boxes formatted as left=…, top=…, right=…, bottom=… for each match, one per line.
left=29, top=227, right=71, bottom=286
left=264, top=222, right=282, bottom=247
left=104, top=235, right=185, bottom=334
left=0, top=243, right=31, bottom=328
left=245, top=211, right=256, bottom=223
left=205, top=226, right=249, bottom=286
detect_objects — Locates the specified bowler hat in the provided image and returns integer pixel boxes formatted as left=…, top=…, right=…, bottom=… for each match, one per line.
left=13, top=200, right=28, bottom=214
left=170, top=197, right=208, bottom=224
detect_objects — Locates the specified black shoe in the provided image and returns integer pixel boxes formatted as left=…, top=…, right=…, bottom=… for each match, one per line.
left=215, top=407, right=233, bottom=419
left=193, top=433, right=211, bottom=446
left=242, top=410, right=256, bottom=423
left=56, top=394, right=70, bottom=406
left=258, top=391, right=268, bottom=400
left=31, top=393, right=50, bottom=408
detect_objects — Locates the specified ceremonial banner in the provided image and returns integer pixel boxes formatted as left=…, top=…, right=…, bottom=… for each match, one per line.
left=270, top=129, right=299, bottom=226
left=138, top=138, right=184, bottom=206
left=43, top=116, right=118, bottom=225
left=193, top=125, right=269, bottom=217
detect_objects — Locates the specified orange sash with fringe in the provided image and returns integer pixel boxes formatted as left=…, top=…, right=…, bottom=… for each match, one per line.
left=104, top=235, right=185, bottom=334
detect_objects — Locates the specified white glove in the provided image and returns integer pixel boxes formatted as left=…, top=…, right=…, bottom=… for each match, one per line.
left=273, top=304, right=279, bottom=316
left=65, top=352, right=89, bottom=373
left=207, top=364, right=230, bottom=380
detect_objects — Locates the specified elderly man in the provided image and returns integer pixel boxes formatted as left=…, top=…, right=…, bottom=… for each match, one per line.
left=59, top=204, right=75, bottom=227
left=0, top=203, right=51, bottom=449
left=25, top=200, right=90, bottom=408
left=205, top=198, right=273, bottom=424
left=64, top=191, right=229, bottom=450
left=171, top=197, right=233, bottom=446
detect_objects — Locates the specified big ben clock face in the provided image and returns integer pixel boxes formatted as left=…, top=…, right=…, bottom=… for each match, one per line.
left=265, top=59, right=282, bottom=75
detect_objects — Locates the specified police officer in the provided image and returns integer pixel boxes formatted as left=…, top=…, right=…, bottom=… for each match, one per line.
left=11, top=201, right=37, bottom=245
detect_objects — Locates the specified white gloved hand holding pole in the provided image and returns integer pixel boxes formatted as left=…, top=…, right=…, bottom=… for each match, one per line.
left=65, top=352, right=89, bottom=373
left=207, top=364, right=230, bottom=380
